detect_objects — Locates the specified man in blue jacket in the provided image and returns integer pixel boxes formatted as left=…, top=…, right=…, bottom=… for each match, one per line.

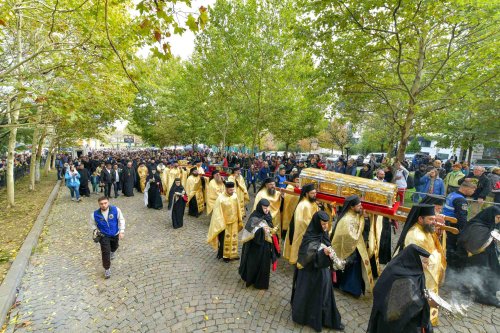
left=89, top=196, right=126, bottom=279
left=442, top=181, right=476, bottom=269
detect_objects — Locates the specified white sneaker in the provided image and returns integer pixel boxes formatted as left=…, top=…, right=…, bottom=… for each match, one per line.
left=110, top=252, right=116, bottom=260
left=71, top=198, right=76, bottom=201
left=104, top=269, right=111, bottom=279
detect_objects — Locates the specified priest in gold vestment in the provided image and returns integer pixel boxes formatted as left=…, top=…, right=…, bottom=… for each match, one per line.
left=157, top=163, right=169, bottom=195
left=394, top=203, right=446, bottom=326
left=167, top=162, right=182, bottom=201
left=185, top=168, right=205, bottom=217
left=331, top=195, right=376, bottom=297
left=207, top=182, right=243, bottom=261
left=281, top=174, right=301, bottom=239
left=206, top=170, right=225, bottom=215
left=283, top=183, right=319, bottom=264
left=227, top=167, right=250, bottom=218
left=137, top=163, right=149, bottom=193
left=252, top=178, right=282, bottom=235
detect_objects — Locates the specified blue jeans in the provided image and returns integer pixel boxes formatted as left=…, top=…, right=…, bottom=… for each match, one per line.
left=68, top=185, right=80, bottom=199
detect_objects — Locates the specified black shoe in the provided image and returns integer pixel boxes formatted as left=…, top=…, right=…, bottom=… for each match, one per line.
left=334, top=324, right=345, bottom=331
left=223, top=258, right=230, bottom=263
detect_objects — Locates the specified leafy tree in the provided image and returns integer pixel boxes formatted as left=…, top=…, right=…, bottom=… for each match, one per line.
left=299, top=0, right=499, bottom=161
left=1, top=0, right=136, bottom=206
left=406, top=137, right=421, bottom=154
left=193, top=0, right=322, bottom=152
left=318, top=118, right=352, bottom=153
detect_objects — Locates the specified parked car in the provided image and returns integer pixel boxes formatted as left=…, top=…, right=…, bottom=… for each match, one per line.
left=326, top=155, right=341, bottom=163
left=297, top=153, right=309, bottom=162
left=355, top=155, right=365, bottom=166
left=364, top=153, right=386, bottom=164
left=472, top=159, right=499, bottom=172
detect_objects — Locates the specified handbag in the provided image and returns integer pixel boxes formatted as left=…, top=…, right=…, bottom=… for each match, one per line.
left=93, top=229, right=103, bottom=243
left=182, top=194, right=188, bottom=202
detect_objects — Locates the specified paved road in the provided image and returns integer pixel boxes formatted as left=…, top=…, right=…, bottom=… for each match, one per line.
left=4, top=188, right=499, bottom=332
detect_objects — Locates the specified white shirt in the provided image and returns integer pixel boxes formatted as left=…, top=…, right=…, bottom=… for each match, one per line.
left=395, top=167, right=408, bottom=189
left=89, top=207, right=125, bottom=235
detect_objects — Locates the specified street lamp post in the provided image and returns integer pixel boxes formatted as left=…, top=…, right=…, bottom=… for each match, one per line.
left=345, top=147, right=350, bottom=160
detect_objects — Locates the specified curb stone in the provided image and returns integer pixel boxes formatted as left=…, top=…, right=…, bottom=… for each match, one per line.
left=0, top=180, right=61, bottom=329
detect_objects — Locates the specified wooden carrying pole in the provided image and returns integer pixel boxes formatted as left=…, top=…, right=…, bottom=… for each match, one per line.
left=279, top=187, right=459, bottom=235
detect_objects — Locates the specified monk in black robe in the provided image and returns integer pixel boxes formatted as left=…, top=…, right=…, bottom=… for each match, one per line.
left=378, top=217, right=392, bottom=264
left=239, top=199, right=280, bottom=290
left=146, top=170, right=163, bottom=209
left=121, top=161, right=136, bottom=197
left=367, top=244, right=433, bottom=333
left=457, top=206, right=500, bottom=307
left=78, top=165, right=91, bottom=197
left=168, top=178, right=186, bottom=229
left=291, top=211, right=344, bottom=332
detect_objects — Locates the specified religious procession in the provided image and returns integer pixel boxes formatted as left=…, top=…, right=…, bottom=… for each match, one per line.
left=65, top=148, right=498, bottom=333
left=1, top=0, right=499, bottom=332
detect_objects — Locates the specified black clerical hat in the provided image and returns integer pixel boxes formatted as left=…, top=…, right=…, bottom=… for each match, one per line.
left=263, top=177, right=275, bottom=184
left=420, top=194, right=445, bottom=206
left=225, top=181, right=235, bottom=188
left=416, top=204, right=435, bottom=217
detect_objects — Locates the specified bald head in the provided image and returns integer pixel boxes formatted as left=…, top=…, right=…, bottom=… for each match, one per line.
left=473, top=166, right=485, bottom=176
left=460, top=180, right=477, bottom=196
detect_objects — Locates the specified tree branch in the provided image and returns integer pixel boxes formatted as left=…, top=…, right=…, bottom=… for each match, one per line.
left=104, top=0, right=140, bottom=92
left=392, top=0, right=413, bottom=101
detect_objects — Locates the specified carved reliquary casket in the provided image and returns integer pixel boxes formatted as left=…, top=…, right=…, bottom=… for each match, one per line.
left=299, top=168, right=398, bottom=207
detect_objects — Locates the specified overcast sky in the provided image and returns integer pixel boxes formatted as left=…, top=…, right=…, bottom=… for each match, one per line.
left=171, top=0, right=216, bottom=59
left=136, top=0, right=216, bottom=60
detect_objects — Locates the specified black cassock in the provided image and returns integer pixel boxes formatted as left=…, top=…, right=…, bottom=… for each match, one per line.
left=146, top=174, right=163, bottom=209
left=188, top=195, right=199, bottom=217
left=168, top=183, right=186, bottom=229
left=78, top=168, right=91, bottom=197
left=291, top=212, right=342, bottom=332
left=378, top=217, right=392, bottom=265
left=458, top=206, right=500, bottom=307
left=367, top=244, right=433, bottom=333
left=121, top=167, right=136, bottom=197
left=239, top=199, right=279, bottom=290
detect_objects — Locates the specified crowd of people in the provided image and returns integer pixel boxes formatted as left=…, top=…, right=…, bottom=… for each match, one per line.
left=70, top=148, right=499, bottom=332
left=0, top=152, right=31, bottom=187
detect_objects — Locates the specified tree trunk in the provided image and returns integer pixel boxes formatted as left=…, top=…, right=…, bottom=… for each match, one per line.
left=6, top=97, right=20, bottom=208
left=35, top=129, right=46, bottom=182
left=467, top=136, right=475, bottom=164
left=6, top=7, right=23, bottom=207
left=397, top=37, right=425, bottom=162
left=397, top=107, right=414, bottom=162
left=51, top=146, right=56, bottom=170
left=459, top=147, right=467, bottom=162
left=251, top=132, right=257, bottom=158
left=29, top=122, right=41, bottom=191
left=43, top=136, right=54, bottom=176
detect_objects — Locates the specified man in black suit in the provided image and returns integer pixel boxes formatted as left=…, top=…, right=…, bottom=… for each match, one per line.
left=100, top=162, right=113, bottom=198
left=112, top=164, right=121, bottom=198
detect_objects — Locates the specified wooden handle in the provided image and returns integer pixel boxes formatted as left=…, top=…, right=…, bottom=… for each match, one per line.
left=280, top=187, right=460, bottom=229
left=438, top=225, right=459, bottom=235
left=279, top=188, right=335, bottom=206
left=397, top=207, right=458, bottom=224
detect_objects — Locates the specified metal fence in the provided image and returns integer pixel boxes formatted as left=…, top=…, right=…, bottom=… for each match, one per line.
left=0, top=164, right=30, bottom=188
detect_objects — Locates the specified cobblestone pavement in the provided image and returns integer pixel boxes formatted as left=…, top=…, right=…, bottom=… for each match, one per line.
left=4, top=187, right=499, bottom=333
